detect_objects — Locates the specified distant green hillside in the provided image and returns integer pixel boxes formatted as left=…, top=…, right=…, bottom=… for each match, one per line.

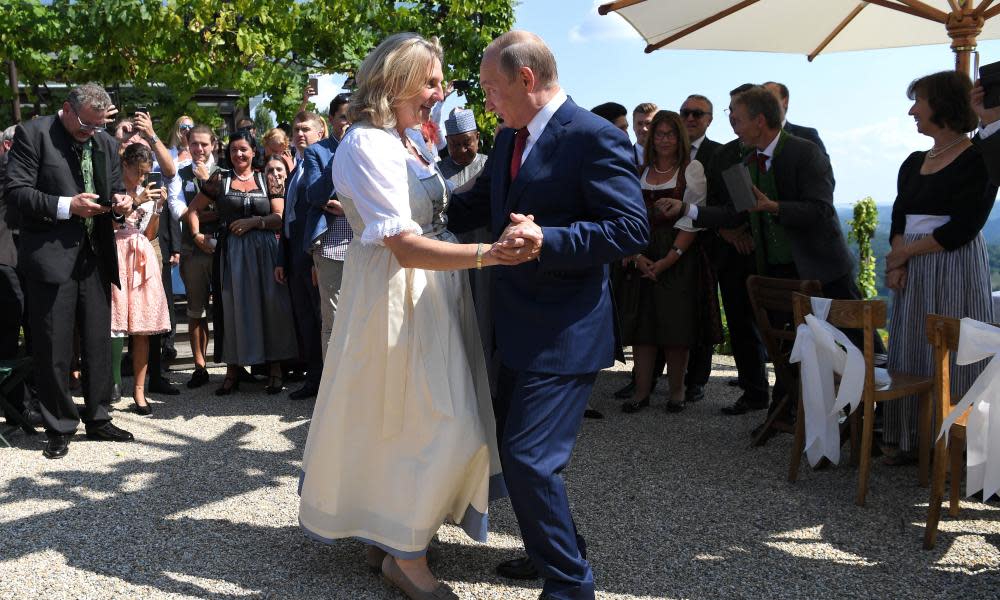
left=836, top=204, right=1000, bottom=298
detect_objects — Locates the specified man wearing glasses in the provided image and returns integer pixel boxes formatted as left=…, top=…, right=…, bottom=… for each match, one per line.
left=6, top=82, right=136, bottom=458
left=679, top=94, right=723, bottom=405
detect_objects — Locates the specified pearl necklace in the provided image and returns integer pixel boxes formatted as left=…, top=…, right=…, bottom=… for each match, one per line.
left=233, top=171, right=254, bottom=182
left=928, top=135, right=966, bottom=158
left=652, top=163, right=678, bottom=175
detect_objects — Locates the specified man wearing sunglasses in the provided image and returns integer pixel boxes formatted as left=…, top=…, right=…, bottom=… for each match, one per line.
left=6, top=82, right=136, bottom=458
left=679, top=94, right=723, bottom=405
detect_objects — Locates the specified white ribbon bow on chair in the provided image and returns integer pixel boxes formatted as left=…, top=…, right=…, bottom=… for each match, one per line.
left=938, top=318, right=1000, bottom=500
left=790, top=297, right=890, bottom=467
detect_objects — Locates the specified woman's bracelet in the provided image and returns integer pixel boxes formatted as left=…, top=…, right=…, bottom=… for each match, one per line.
left=475, top=243, right=483, bottom=270
left=259, top=216, right=266, bottom=229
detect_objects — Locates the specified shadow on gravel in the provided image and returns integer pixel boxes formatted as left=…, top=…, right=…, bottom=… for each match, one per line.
left=1, top=367, right=999, bottom=599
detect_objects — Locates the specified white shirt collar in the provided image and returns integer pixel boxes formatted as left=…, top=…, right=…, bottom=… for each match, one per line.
left=525, top=88, right=568, bottom=140
left=759, top=131, right=781, bottom=158
left=691, top=134, right=706, bottom=151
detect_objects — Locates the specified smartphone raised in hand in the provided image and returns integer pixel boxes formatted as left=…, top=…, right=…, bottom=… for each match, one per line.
left=144, top=171, right=164, bottom=190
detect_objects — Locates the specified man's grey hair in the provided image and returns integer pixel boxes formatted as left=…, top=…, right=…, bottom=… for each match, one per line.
left=67, top=82, right=112, bottom=112
left=685, top=94, right=714, bottom=114
left=486, top=31, right=558, bottom=89
left=1, top=125, right=16, bottom=143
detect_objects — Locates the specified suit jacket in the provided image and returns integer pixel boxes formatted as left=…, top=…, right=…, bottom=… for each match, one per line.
left=302, top=136, right=342, bottom=251
left=974, top=129, right=1000, bottom=187
left=784, top=121, right=826, bottom=156
left=6, top=116, right=123, bottom=286
left=693, top=137, right=723, bottom=167
left=277, top=162, right=311, bottom=270
left=449, top=97, right=649, bottom=375
left=693, top=133, right=853, bottom=284
left=0, top=152, right=18, bottom=267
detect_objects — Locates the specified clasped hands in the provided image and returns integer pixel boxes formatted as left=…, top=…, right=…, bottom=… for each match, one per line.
left=885, top=245, right=911, bottom=290
left=490, top=212, right=543, bottom=265
left=626, top=252, right=676, bottom=281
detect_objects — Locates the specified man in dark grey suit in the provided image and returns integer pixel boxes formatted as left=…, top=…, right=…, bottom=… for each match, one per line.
left=6, top=83, right=136, bottom=458
left=665, top=86, right=869, bottom=414
left=764, top=81, right=827, bottom=155
left=972, top=80, right=1000, bottom=186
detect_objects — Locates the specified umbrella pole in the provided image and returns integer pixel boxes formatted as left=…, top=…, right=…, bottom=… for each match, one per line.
left=948, top=5, right=983, bottom=76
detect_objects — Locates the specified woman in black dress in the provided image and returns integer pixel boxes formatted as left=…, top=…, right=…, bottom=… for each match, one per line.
left=185, top=131, right=298, bottom=395
left=883, top=70, right=997, bottom=463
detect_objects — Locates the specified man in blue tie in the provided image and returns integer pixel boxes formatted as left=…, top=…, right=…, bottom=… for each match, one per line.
left=449, top=30, right=648, bottom=600
left=276, top=111, right=325, bottom=399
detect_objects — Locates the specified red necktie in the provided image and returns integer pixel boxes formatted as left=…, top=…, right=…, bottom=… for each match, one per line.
left=510, top=128, right=529, bottom=181
left=755, top=151, right=769, bottom=174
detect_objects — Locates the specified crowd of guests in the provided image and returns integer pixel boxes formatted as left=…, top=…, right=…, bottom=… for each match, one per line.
left=1, top=70, right=999, bottom=458
left=2, top=26, right=1000, bottom=600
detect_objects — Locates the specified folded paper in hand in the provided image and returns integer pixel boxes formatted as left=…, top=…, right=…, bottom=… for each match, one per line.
left=721, top=163, right=757, bottom=212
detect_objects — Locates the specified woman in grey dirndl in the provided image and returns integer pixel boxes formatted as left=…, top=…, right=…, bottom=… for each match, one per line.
left=883, top=71, right=997, bottom=462
left=184, top=131, right=298, bottom=396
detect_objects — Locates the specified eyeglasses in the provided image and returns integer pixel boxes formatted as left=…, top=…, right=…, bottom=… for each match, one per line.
left=69, top=104, right=106, bottom=133
left=178, top=124, right=194, bottom=131
left=680, top=109, right=710, bottom=119
left=653, top=130, right=678, bottom=141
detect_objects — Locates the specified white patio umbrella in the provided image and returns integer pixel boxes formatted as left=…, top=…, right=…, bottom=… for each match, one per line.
left=598, top=0, right=1000, bottom=74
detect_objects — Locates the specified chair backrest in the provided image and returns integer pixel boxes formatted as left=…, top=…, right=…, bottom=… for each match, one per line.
left=745, top=276, right=823, bottom=399
left=925, top=314, right=963, bottom=426
left=746, top=275, right=823, bottom=350
left=791, top=293, right=887, bottom=402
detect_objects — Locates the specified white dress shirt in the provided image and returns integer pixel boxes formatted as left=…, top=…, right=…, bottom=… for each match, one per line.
left=519, top=88, right=568, bottom=168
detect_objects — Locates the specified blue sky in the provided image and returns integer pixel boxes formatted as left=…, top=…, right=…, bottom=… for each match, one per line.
left=308, top=0, right=1000, bottom=207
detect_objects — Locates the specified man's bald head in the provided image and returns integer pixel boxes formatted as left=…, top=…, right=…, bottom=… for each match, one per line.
left=483, top=30, right=558, bottom=90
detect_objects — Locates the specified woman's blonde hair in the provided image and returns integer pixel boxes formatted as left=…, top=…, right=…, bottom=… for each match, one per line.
left=262, top=127, right=289, bottom=153
left=349, top=33, right=443, bottom=129
left=168, top=115, right=193, bottom=149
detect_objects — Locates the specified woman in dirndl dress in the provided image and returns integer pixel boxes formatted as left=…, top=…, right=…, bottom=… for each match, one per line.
left=883, top=70, right=998, bottom=464
left=111, top=143, right=172, bottom=415
left=616, top=110, right=719, bottom=414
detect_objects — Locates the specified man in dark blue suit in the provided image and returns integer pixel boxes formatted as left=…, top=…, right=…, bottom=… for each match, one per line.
left=304, top=95, right=352, bottom=356
left=449, top=31, right=648, bottom=600
left=276, top=111, right=325, bottom=399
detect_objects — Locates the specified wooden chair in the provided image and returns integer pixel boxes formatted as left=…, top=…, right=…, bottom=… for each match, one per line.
left=923, top=314, right=975, bottom=550
left=789, top=293, right=933, bottom=506
left=745, top=275, right=823, bottom=447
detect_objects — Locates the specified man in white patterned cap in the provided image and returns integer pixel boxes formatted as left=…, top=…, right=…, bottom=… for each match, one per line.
left=439, top=107, right=488, bottom=193
left=441, top=107, right=497, bottom=389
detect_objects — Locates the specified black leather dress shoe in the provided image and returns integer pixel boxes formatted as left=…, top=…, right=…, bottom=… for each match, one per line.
left=187, top=367, right=210, bottom=389
left=148, top=377, right=180, bottom=395
left=289, top=384, right=318, bottom=400
left=237, top=368, right=260, bottom=384
left=685, top=384, right=705, bottom=403
left=721, top=395, right=768, bottom=416
left=496, top=556, right=539, bottom=580
left=43, top=435, right=70, bottom=459
left=85, top=422, right=135, bottom=442
left=613, top=379, right=635, bottom=399
left=621, top=396, right=650, bottom=414
left=583, top=407, right=604, bottom=419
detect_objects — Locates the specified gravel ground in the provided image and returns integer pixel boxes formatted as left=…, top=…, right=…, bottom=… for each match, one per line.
left=2, top=357, right=999, bottom=599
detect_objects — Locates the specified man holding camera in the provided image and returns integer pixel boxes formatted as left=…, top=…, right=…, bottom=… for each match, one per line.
left=5, top=83, right=136, bottom=458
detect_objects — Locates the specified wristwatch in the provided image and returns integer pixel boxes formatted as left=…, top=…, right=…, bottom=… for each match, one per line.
left=149, top=134, right=159, bottom=144
left=671, top=245, right=684, bottom=256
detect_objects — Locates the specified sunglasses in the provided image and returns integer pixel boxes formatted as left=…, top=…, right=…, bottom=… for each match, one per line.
left=69, top=104, right=106, bottom=133
left=178, top=124, right=194, bottom=131
left=680, top=109, right=710, bottom=119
